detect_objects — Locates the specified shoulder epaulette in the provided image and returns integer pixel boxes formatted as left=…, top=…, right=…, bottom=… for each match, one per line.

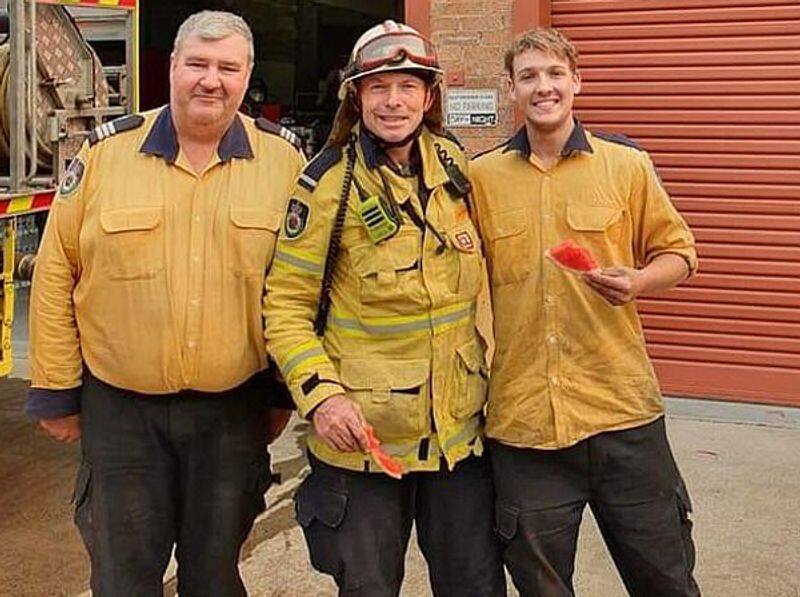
left=592, top=131, right=643, bottom=151
left=255, top=117, right=303, bottom=152
left=297, top=145, right=343, bottom=191
left=472, top=139, right=509, bottom=160
left=88, top=114, right=145, bottom=146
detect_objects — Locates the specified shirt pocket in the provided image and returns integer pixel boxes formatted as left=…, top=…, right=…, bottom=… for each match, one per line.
left=339, top=357, right=430, bottom=441
left=566, top=202, right=623, bottom=233
left=348, top=227, right=422, bottom=306
left=485, top=208, right=532, bottom=286
left=99, top=206, right=164, bottom=280
left=228, top=205, right=282, bottom=277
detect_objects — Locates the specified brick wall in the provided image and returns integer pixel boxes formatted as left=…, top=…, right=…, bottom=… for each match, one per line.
left=429, top=0, right=516, bottom=156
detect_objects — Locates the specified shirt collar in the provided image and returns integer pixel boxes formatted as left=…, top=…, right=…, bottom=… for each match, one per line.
left=358, top=126, right=382, bottom=170
left=503, top=118, right=593, bottom=158
left=140, top=106, right=254, bottom=164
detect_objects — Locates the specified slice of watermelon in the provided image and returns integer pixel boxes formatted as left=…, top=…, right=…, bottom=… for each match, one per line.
left=364, top=425, right=405, bottom=480
left=546, top=239, right=599, bottom=273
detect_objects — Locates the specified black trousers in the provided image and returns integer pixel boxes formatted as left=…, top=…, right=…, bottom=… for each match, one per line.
left=490, top=417, right=700, bottom=597
left=296, top=452, right=507, bottom=597
left=74, top=373, right=272, bottom=597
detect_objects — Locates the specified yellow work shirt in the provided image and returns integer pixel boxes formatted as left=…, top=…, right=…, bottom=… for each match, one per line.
left=264, top=126, right=488, bottom=473
left=470, top=121, right=698, bottom=450
left=29, top=106, right=305, bottom=399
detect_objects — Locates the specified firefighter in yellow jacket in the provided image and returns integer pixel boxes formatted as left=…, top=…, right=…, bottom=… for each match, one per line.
left=264, top=20, right=505, bottom=597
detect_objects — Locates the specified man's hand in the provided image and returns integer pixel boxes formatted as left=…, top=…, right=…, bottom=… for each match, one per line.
left=311, top=394, right=369, bottom=453
left=39, top=414, right=81, bottom=443
left=583, top=266, right=644, bottom=306
left=265, top=407, right=293, bottom=444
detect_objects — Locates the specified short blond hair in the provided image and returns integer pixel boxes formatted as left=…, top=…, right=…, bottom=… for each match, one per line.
left=504, top=28, right=578, bottom=77
left=173, top=10, right=254, bottom=64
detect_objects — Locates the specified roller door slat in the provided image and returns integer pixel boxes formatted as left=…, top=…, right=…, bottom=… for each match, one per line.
left=691, top=258, right=800, bottom=277
left=575, top=35, right=800, bottom=54
left=684, top=273, right=800, bottom=293
left=642, top=314, right=800, bottom=339
left=581, top=109, right=800, bottom=125
left=666, top=182, right=800, bottom=200
left=645, top=329, right=800, bottom=354
left=581, top=65, right=800, bottom=81
left=683, top=212, right=800, bottom=232
left=695, top=243, right=800, bottom=262
left=561, top=21, right=800, bottom=41
left=554, top=6, right=800, bottom=27
left=638, top=300, right=799, bottom=323
left=581, top=81, right=800, bottom=93
left=660, top=167, right=800, bottom=185
left=692, top=227, right=799, bottom=245
left=652, top=287, right=800, bottom=308
left=647, top=343, right=800, bottom=369
left=580, top=50, right=800, bottom=67
left=657, top=156, right=800, bottom=171
left=651, top=360, right=798, bottom=405
left=553, top=0, right=800, bottom=15
left=673, top=197, right=800, bottom=215
left=636, top=139, right=800, bottom=155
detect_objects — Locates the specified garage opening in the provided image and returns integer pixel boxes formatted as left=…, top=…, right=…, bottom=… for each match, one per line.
left=139, top=0, right=404, bottom=155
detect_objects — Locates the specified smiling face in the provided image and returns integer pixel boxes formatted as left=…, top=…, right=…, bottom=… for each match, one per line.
left=509, top=48, right=581, bottom=137
left=169, top=32, right=252, bottom=130
left=356, top=71, right=433, bottom=144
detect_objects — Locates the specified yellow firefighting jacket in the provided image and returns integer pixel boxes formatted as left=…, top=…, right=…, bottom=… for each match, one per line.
left=264, top=126, right=487, bottom=473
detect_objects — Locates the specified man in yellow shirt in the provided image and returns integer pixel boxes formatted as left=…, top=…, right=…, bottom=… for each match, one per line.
left=26, top=11, right=304, bottom=596
left=264, top=20, right=505, bottom=597
left=470, top=29, right=701, bottom=597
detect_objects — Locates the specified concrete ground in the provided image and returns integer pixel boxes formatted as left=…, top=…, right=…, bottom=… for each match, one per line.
left=4, top=291, right=800, bottom=595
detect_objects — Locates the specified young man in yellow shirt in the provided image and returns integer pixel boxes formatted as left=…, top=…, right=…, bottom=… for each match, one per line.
left=470, top=28, right=701, bottom=597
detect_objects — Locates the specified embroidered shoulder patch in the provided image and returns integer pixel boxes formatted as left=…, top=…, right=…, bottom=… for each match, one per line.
left=59, top=157, right=85, bottom=197
left=284, top=197, right=310, bottom=239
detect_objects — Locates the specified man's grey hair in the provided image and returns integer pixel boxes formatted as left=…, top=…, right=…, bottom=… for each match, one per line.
left=172, top=10, right=254, bottom=65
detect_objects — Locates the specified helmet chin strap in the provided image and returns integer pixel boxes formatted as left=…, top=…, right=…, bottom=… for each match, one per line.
left=363, top=121, right=424, bottom=150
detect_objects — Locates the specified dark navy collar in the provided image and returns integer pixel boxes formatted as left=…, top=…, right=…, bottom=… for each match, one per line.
left=503, top=119, right=593, bottom=158
left=359, top=127, right=382, bottom=170
left=140, top=106, right=254, bottom=164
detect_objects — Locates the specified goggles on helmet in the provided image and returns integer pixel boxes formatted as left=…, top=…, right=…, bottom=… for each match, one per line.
left=350, top=31, right=439, bottom=76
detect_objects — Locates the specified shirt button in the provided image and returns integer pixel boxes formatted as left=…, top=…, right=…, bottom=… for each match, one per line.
left=545, top=296, right=555, bottom=306
left=549, top=376, right=559, bottom=386
left=187, top=340, right=196, bottom=349
left=194, top=214, right=201, bottom=223
left=192, top=255, right=200, bottom=263
left=547, top=334, right=558, bottom=345
left=191, top=298, right=200, bottom=307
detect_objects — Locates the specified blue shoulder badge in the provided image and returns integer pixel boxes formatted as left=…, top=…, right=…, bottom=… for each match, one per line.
left=255, top=117, right=303, bottom=152
left=593, top=131, right=643, bottom=151
left=88, top=114, right=145, bottom=146
left=59, top=157, right=85, bottom=197
left=297, top=145, right=342, bottom=192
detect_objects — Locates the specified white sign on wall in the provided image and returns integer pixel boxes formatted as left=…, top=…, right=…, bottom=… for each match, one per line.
left=446, top=89, right=498, bottom=127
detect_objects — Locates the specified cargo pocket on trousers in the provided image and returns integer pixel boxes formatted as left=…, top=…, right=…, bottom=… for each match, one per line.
left=494, top=501, right=520, bottom=542
left=295, top=475, right=350, bottom=581
left=72, top=461, right=93, bottom=549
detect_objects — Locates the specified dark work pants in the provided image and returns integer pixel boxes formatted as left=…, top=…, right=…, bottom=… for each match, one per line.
left=74, top=373, right=272, bottom=597
left=295, top=453, right=507, bottom=597
left=490, top=417, right=700, bottom=597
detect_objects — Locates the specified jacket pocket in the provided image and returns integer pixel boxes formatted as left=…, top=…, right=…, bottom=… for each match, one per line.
left=99, top=206, right=164, bottom=280
left=485, top=208, right=532, bottom=286
left=451, top=337, right=488, bottom=419
left=494, top=501, right=520, bottom=542
left=339, top=357, right=430, bottom=440
left=348, top=228, right=422, bottom=305
left=447, top=224, right=483, bottom=298
left=228, top=205, right=282, bottom=277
